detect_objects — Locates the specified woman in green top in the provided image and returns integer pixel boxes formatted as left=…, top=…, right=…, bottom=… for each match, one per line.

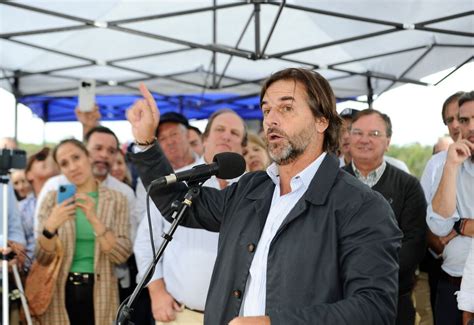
left=34, top=139, right=132, bottom=325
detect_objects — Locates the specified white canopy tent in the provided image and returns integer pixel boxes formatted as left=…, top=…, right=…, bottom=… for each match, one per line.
left=0, top=0, right=473, bottom=129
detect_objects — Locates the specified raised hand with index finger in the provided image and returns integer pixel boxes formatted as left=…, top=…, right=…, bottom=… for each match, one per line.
left=127, top=83, right=160, bottom=145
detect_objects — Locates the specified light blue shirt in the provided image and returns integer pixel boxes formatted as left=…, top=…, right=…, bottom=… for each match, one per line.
left=240, top=152, right=326, bottom=316
left=0, top=181, right=26, bottom=246
left=426, top=158, right=474, bottom=276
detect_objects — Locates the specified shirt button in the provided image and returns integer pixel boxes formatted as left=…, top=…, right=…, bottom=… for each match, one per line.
left=232, top=290, right=242, bottom=299
left=247, top=243, right=256, bottom=253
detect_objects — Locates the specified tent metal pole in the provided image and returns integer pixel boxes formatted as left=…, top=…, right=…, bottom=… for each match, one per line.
left=329, top=45, right=428, bottom=67
left=108, top=2, right=247, bottom=25
left=268, top=2, right=403, bottom=28
left=109, top=48, right=195, bottom=64
left=434, top=55, right=474, bottom=86
left=212, top=0, right=217, bottom=89
left=417, top=10, right=474, bottom=26
left=367, top=75, right=373, bottom=108
left=0, top=25, right=91, bottom=39
left=13, top=74, right=20, bottom=142
left=378, top=44, right=435, bottom=95
left=260, top=0, right=286, bottom=58
left=269, top=28, right=399, bottom=58
left=254, top=2, right=261, bottom=58
left=109, top=25, right=254, bottom=59
left=414, top=26, right=474, bottom=38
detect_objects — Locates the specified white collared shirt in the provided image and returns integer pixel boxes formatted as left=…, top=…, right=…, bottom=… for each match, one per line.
left=240, top=152, right=326, bottom=316
left=134, top=156, right=241, bottom=311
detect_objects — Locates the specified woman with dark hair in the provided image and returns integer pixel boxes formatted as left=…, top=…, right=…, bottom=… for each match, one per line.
left=33, top=139, right=132, bottom=324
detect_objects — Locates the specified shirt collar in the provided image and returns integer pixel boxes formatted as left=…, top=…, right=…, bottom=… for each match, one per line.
left=266, top=152, right=327, bottom=189
left=352, top=160, right=387, bottom=186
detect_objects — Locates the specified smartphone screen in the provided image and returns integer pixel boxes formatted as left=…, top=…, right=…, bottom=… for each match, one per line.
left=78, top=79, right=96, bottom=112
left=57, top=184, right=76, bottom=204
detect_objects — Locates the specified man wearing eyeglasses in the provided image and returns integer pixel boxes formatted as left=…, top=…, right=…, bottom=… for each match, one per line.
left=343, top=108, right=427, bottom=325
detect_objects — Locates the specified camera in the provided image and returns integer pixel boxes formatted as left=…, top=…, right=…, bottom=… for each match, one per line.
left=0, top=149, right=27, bottom=176
left=81, top=81, right=91, bottom=88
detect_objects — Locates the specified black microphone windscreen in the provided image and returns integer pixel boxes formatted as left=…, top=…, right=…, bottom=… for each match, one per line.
left=213, top=152, right=246, bottom=180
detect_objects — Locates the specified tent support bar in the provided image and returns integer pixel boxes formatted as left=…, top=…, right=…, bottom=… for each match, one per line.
left=329, top=45, right=428, bottom=67
left=414, top=26, right=474, bottom=38
left=109, top=48, right=195, bottom=64
left=212, top=0, right=217, bottom=89
left=109, top=25, right=254, bottom=59
left=379, top=44, right=435, bottom=95
left=268, top=2, right=402, bottom=28
left=367, top=75, right=373, bottom=108
left=434, top=55, right=474, bottom=86
left=330, top=67, right=429, bottom=86
left=217, top=10, right=255, bottom=87
left=417, top=10, right=474, bottom=26
left=254, top=2, right=261, bottom=57
left=7, top=39, right=95, bottom=63
left=0, top=25, right=91, bottom=39
left=0, top=64, right=95, bottom=81
left=108, top=2, right=247, bottom=25
left=269, top=28, right=399, bottom=58
left=1, top=2, right=93, bottom=24
left=260, top=0, right=285, bottom=58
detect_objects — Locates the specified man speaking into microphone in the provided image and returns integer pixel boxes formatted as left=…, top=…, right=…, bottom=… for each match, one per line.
left=127, top=68, right=402, bottom=325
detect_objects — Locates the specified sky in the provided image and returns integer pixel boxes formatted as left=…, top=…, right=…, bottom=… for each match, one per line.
left=0, top=62, right=473, bottom=147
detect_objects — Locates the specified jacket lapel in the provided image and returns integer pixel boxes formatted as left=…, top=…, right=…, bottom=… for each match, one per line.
left=276, top=154, right=341, bottom=233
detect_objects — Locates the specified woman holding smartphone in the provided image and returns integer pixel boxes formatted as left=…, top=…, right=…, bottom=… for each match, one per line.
left=34, top=139, right=132, bottom=325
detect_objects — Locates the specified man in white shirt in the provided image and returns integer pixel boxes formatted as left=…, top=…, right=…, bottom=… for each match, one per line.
left=426, top=91, right=474, bottom=325
left=135, top=110, right=246, bottom=324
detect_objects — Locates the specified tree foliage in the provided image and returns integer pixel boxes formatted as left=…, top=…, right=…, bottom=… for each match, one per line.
left=387, top=143, right=433, bottom=179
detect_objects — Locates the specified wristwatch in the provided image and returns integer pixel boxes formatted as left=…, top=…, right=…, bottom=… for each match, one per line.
left=42, top=228, right=58, bottom=239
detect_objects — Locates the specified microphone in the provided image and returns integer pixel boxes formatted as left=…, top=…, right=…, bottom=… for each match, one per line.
left=151, top=152, right=246, bottom=187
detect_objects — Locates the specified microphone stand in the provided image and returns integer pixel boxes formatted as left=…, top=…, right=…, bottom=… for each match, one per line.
left=116, top=183, right=203, bottom=325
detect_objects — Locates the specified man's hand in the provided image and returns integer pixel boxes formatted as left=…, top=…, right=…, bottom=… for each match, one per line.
left=75, top=104, right=101, bottom=138
left=127, top=83, right=160, bottom=144
left=446, top=133, right=474, bottom=167
left=439, top=229, right=458, bottom=246
left=229, top=316, right=271, bottom=325
left=149, top=279, right=182, bottom=322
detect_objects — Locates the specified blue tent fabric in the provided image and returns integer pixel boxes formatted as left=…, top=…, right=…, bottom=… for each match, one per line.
left=20, top=93, right=264, bottom=122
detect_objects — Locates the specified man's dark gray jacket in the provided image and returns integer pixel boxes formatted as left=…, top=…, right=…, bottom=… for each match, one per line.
left=129, top=144, right=402, bottom=325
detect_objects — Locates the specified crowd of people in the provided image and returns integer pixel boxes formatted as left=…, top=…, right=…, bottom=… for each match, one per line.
left=0, top=67, right=472, bottom=325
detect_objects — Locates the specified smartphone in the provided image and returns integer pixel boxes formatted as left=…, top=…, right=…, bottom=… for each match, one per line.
left=78, top=79, right=96, bottom=112
left=57, top=184, right=76, bottom=204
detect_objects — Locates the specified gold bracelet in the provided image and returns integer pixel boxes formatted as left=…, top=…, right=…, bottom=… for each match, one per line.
left=134, top=137, right=157, bottom=146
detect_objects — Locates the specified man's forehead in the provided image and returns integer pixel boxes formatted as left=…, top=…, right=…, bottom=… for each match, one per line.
left=158, top=122, right=183, bottom=134
left=211, top=112, right=244, bottom=131
left=460, top=101, right=474, bottom=116
left=262, top=80, right=304, bottom=103
left=88, top=132, right=118, bottom=147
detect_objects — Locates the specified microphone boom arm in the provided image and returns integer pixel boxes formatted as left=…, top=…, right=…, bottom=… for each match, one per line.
left=116, top=183, right=202, bottom=324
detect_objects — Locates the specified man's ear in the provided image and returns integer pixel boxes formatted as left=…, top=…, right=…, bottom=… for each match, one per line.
left=385, top=137, right=392, bottom=152
left=315, top=117, right=329, bottom=134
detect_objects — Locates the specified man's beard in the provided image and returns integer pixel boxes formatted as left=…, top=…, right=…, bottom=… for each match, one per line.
left=92, top=162, right=110, bottom=177
left=265, top=126, right=314, bottom=166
